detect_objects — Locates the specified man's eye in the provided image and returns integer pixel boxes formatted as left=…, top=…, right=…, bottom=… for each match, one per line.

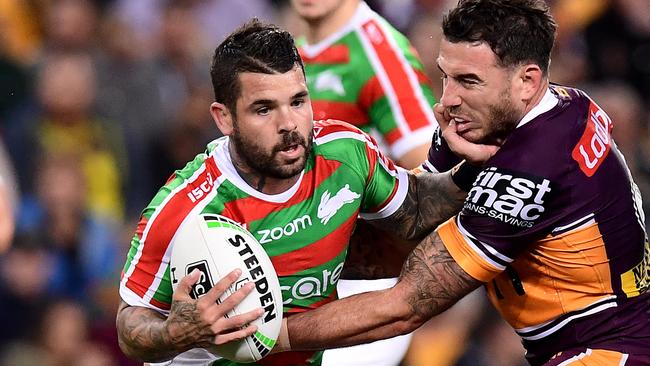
left=292, top=99, right=304, bottom=107
left=257, top=107, right=270, bottom=115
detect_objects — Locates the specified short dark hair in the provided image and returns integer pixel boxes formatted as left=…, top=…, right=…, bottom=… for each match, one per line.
left=210, top=19, right=304, bottom=115
left=442, top=0, right=557, bottom=75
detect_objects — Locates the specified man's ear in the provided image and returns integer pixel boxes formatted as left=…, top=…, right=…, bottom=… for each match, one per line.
left=517, top=63, right=543, bottom=102
left=210, top=102, right=234, bottom=136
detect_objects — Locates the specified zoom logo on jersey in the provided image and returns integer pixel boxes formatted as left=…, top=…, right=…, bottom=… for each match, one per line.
left=257, top=215, right=313, bottom=244
left=464, top=167, right=552, bottom=228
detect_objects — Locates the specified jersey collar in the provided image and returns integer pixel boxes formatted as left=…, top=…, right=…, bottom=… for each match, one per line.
left=299, top=1, right=374, bottom=59
left=516, top=87, right=559, bottom=129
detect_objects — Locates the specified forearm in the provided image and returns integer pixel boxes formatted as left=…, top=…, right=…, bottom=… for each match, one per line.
left=287, top=286, right=420, bottom=350
left=283, top=232, right=482, bottom=352
left=116, top=302, right=181, bottom=362
left=376, top=170, right=466, bottom=241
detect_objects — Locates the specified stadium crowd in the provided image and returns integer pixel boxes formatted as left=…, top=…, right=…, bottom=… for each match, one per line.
left=0, top=0, right=648, bottom=365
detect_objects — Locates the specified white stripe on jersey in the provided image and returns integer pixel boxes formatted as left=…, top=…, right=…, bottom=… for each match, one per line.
left=456, top=217, right=510, bottom=270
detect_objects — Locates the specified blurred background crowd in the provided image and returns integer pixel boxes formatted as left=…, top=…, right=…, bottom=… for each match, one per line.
left=0, top=0, right=648, bottom=365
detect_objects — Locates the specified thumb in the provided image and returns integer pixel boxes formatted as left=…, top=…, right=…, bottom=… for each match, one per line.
left=173, top=268, right=201, bottom=301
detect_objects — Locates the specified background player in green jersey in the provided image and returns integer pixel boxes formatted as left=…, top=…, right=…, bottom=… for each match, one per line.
left=291, top=1, right=442, bottom=364
left=115, top=19, right=491, bottom=366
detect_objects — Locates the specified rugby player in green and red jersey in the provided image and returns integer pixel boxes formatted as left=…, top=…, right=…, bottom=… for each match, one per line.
left=291, top=1, right=444, bottom=363
left=115, top=19, right=491, bottom=366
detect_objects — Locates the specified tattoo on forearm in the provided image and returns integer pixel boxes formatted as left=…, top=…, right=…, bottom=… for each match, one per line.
left=117, top=303, right=175, bottom=362
left=373, top=172, right=466, bottom=241
left=117, top=300, right=215, bottom=362
left=400, top=233, right=480, bottom=319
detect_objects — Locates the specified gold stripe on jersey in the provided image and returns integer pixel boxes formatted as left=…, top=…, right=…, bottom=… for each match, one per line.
left=490, top=222, right=615, bottom=331
left=440, top=216, right=625, bottom=335
left=437, top=217, right=501, bottom=282
left=620, top=239, right=649, bottom=298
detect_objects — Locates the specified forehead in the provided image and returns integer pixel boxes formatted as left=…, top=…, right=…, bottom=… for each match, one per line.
left=437, top=39, right=500, bottom=76
left=237, top=66, right=307, bottom=103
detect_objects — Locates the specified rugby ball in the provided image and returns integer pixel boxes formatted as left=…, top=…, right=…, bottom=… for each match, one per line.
left=170, top=213, right=283, bottom=363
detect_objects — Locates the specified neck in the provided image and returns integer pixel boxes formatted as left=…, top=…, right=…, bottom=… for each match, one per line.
left=229, top=143, right=301, bottom=195
left=522, top=79, right=550, bottom=116
left=304, top=0, right=360, bottom=44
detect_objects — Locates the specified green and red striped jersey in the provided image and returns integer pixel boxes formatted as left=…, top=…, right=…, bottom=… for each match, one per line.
left=119, top=120, right=408, bottom=366
left=298, top=2, right=437, bottom=160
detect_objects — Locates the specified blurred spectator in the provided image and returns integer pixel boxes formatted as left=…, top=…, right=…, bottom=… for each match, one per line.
left=0, top=233, right=53, bottom=347
left=0, top=0, right=43, bottom=66
left=5, top=52, right=126, bottom=221
left=113, top=0, right=277, bottom=59
left=584, top=0, right=650, bottom=104
left=94, top=9, right=168, bottom=218
left=39, top=300, right=117, bottom=366
left=17, top=153, right=122, bottom=304
left=43, top=0, right=99, bottom=54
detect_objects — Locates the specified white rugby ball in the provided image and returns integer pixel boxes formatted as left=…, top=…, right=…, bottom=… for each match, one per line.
left=170, top=213, right=283, bottom=363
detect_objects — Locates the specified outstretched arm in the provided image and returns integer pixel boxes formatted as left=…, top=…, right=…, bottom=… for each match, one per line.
left=116, top=269, right=262, bottom=362
left=281, top=230, right=481, bottom=350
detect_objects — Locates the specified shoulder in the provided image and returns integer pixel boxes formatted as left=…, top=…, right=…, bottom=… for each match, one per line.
left=313, top=119, right=375, bottom=146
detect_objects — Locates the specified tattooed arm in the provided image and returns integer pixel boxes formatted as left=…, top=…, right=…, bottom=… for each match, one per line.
left=116, top=269, right=262, bottom=362
left=373, top=169, right=468, bottom=241
left=280, top=230, right=481, bottom=350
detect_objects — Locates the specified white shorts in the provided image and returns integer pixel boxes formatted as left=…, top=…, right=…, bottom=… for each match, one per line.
left=322, top=278, right=413, bottom=366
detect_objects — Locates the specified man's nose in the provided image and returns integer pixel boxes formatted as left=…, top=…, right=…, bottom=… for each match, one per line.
left=440, top=80, right=461, bottom=108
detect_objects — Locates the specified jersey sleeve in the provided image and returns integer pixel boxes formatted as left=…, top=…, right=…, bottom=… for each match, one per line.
left=313, top=120, right=409, bottom=221
left=418, top=125, right=463, bottom=173
left=119, top=153, right=215, bottom=313
left=358, top=19, right=438, bottom=160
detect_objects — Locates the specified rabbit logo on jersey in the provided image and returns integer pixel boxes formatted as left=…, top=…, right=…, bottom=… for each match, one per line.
left=463, top=167, right=552, bottom=228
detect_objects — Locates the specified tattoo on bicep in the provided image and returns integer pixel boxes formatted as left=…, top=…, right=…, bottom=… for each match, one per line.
left=400, top=232, right=480, bottom=319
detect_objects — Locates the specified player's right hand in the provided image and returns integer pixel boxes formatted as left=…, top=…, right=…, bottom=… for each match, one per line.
left=434, top=103, right=499, bottom=165
left=165, top=268, right=264, bottom=352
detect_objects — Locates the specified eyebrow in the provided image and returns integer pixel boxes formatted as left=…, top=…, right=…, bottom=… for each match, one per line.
left=437, top=63, right=483, bottom=82
left=293, top=90, right=309, bottom=99
left=249, top=90, right=309, bottom=108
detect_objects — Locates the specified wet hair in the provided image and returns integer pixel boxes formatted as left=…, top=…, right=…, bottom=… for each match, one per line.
left=443, top=0, right=557, bottom=74
left=210, top=19, right=304, bottom=116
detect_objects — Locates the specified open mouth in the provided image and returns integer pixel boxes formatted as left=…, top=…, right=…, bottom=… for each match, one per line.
left=277, top=144, right=304, bottom=159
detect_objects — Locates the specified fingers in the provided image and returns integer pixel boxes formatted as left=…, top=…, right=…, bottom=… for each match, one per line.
left=200, top=268, right=244, bottom=305
left=211, top=307, right=263, bottom=336
left=434, top=103, right=450, bottom=130
left=173, top=268, right=202, bottom=301
left=213, top=323, right=259, bottom=345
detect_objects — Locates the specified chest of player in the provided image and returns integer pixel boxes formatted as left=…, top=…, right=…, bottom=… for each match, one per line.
left=211, top=165, right=367, bottom=309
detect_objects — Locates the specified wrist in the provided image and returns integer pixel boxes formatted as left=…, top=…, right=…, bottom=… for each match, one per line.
left=450, top=161, right=482, bottom=191
left=271, top=318, right=291, bottom=354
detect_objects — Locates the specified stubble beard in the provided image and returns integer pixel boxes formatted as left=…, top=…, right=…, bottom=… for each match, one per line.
left=230, top=125, right=313, bottom=179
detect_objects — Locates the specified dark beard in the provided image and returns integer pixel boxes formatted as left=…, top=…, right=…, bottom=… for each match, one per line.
left=230, top=126, right=313, bottom=179
left=481, top=100, right=520, bottom=145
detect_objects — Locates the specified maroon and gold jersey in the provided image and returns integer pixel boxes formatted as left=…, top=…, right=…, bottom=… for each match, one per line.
left=432, top=85, right=650, bottom=364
